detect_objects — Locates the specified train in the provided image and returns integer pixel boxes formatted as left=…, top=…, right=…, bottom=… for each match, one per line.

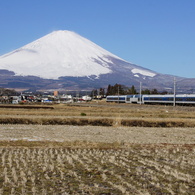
left=106, top=95, right=140, bottom=103
left=106, top=94, right=195, bottom=105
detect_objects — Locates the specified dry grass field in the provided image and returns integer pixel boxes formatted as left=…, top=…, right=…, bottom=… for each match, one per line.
left=0, top=102, right=195, bottom=127
left=0, top=102, right=194, bottom=194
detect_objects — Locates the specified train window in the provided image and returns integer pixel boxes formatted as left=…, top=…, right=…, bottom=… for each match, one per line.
left=107, top=97, right=119, bottom=101
left=176, top=98, right=183, bottom=101
left=186, top=97, right=195, bottom=101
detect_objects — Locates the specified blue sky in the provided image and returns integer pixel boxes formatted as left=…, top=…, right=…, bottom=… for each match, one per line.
left=0, top=0, right=195, bottom=78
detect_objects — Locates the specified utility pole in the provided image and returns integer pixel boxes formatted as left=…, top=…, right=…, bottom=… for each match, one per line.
left=96, top=89, right=100, bottom=103
left=140, top=82, right=142, bottom=105
left=173, top=77, right=176, bottom=106
left=76, top=91, right=79, bottom=102
left=118, top=85, right=119, bottom=104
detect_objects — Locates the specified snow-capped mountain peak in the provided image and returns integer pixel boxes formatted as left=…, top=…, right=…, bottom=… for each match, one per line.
left=0, top=30, right=177, bottom=91
left=0, top=30, right=124, bottom=79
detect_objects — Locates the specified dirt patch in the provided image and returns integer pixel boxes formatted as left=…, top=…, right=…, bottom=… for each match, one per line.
left=0, top=125, right=194, bottom=145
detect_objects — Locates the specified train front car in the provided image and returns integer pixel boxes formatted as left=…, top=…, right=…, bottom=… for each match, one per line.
left=142, top=94, right=195, bottom=105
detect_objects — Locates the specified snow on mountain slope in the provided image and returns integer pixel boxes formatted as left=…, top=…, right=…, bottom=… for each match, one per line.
left=131, top=68, right=156, bottom=77
left=0, top=31, right=124, bottom=79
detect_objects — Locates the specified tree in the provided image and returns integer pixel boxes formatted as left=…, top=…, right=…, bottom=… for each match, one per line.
left=106, top=84, right=112, bottom=96
left=160, top=91, right=168, bottom=95
left=128, top=85, right=137, bottom=94
left=151, top=89, right=158, bottom=94
left=106, top=84, right=138, bottom=95
left=0, top=88, right=18, bottom=96
left=90, top=89, right=98, bottom=98
left=142, top=89, right=151, bottom=94
left=99, top=88, right=105, bottom=96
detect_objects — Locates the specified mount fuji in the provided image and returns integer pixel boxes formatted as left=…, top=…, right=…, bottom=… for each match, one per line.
left=0, top=30, right=194, bottom=92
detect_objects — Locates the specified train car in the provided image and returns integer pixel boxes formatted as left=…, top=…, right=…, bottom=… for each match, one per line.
left=126, top=95, right=140, bottom=103
left=106, top=95, right=139, bottom=103
left=106, top=94, right=195, bottom=105
left=106, top=95, right=127, bottom=103
left=142, top=94, right=195, bottom=105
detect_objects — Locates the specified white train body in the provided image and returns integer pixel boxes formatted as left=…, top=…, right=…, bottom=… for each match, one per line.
left=106, top=94, right=195, bottom=105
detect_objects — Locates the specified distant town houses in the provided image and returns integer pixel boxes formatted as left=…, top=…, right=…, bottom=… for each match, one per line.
left=0, top=91, right=93, bottom=104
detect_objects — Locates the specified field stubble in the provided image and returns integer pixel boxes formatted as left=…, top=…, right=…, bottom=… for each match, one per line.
left=0, top=102, right=194, bottom=194
left=0, top=145, right=194, bottom=194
